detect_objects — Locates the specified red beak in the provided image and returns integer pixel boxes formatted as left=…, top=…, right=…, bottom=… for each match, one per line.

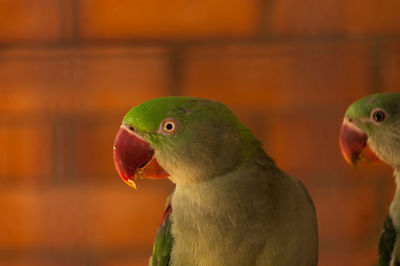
left=113, top=126, right=169, bottom=189
left=339, top=120, right=381, bottom=165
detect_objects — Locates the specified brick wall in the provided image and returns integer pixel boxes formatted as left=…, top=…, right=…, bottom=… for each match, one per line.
left=0, top=0, right=399, bottom=265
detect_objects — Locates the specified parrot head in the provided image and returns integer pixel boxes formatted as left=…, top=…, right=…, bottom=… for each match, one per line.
left=339, top=92, right=400, bottom=167
left=113, top=96, right=261, bottom=188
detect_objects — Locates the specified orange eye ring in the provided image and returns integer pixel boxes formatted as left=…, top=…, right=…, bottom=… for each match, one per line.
left=161, top=119, right=178, bottom=134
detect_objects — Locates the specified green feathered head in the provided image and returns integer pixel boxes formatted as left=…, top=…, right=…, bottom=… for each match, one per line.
left=339, top=92, right=400, bottom=168
left=113, top=96, right=262, bottom=188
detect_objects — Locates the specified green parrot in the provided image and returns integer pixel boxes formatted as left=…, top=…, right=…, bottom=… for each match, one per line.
left=113, top=96, right=318, bottom=266
left=339, top=92, right=400, bottom=266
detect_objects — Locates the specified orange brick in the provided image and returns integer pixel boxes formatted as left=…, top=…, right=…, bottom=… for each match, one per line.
left=0, top=54, right=70, bottom=113
left=0, top=182, right=173, bottom=252
left=0, top=48, right=169, bottom=113
left=346, top=0, right=400, bottom=35
left=271, top=0, right=345, bottom=36
left=381, top=42, right=400, bottom=92
left=78, top=0, right=258, bottom=40
left=182, top=43, right=370, bottom=109
left=70, top=47, right=169, bottom=111
left=311, top=182, right=381, bottom=244
left=0, top=187, right=39, bottom=248
left=0, top=258, right=84, bottom=266
left=99, top=257, right=151, bottom=266
left=0, top=262, right=70, bottom=266
left=346, top=165, right=395, bottom=226
left=0, top=0, right=62, bottom=43
left=265, top=109, right=357, bottom=180
left=271, top=0, right=400, bottom=36
left=319, top=243, right=377, bottom=266
left=0, top=122, right=52, bottom=181
left=80, top=180, right=174, bottom=250
left=75, top=118, right=123, bottom=179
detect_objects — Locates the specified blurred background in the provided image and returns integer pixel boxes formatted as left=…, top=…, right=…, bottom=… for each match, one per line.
left=0, top=0, right=399, bottom=265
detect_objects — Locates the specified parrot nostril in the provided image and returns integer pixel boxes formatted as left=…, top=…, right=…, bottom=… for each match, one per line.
left=348, top=118, right=353, bottom=122
left=129, top=126, right=135, bottom=131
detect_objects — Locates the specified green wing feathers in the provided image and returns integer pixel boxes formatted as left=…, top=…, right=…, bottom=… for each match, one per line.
left=150, top=204, right=173, bottom=266
left=378, top=215, right=397, bottom=266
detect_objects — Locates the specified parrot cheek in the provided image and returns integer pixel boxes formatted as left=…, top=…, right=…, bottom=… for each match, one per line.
left=358, top=144, right=382, bottom=164
left=339, top=121, right=381, bottom=165
left=113, top=126, right=169, bottom=189
left=136, top=156, right=169, bottom=180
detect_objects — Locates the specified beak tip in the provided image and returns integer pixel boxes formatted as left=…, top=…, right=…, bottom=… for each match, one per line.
left=126, top=179, right=138, bottom=190
left=348, top=159, right=357, bottom=167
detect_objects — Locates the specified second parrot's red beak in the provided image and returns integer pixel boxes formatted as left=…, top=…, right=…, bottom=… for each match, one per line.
left=113, top=125, right=169, bottom=189
left=339, top=120, right=381, bottom=165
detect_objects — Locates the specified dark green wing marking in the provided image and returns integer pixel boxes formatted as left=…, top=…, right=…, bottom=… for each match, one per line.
left=150, top=204, right=173, bottom=266
left=378, top=215, right=397, bottom=266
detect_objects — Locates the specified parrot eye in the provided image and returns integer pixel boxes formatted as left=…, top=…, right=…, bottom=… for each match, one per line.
left=371, top=109, right=387, bottom=123
left=161, top=119, right=178, bottom=134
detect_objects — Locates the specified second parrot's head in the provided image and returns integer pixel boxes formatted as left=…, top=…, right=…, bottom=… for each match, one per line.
left=339, top=92, right=400, bottom=168
left=113, top=96, right=261, bottom=188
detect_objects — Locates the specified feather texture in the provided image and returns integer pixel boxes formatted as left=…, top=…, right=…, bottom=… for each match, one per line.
left=378, top=215, right=397, bottom=266
left=151, top=204, right=173, bottom=266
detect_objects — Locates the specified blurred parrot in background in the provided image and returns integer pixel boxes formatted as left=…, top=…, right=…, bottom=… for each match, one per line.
left=113, top=96, right=318, bottom=266
left=339, top=92, right=400, bottom=266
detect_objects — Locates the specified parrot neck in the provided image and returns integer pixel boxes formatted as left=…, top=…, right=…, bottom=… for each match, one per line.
left=171, top=151, right=281, bottom=223
left=166, top=144, right=273, bottom=185
left=169, top=152, right=318, bottom=265
left=389, top=169, right=400, bottom=229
